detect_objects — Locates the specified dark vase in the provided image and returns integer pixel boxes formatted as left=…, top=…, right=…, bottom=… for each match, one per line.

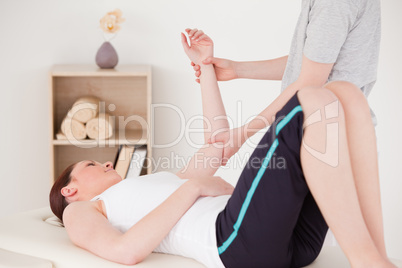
left=95, top=41, right=118, bottom=69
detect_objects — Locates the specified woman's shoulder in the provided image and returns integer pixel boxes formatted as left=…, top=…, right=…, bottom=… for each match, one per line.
left=62, top=200, right=115, bottom=251
left=63, top=200, right=104, bottom=223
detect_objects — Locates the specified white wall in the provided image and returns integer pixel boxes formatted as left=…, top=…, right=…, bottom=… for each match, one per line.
left=0, top=0, right=401, bottom=259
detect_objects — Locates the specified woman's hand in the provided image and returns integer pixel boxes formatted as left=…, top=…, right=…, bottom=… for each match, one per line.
left=190, top=176, right=234, bottom=197
left=192, top=57, right=238, bottom=83
left=181, top=28, right=213, bottom=65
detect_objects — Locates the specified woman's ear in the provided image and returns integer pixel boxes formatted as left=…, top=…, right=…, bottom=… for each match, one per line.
left=61, top=186, right=78, bottom=202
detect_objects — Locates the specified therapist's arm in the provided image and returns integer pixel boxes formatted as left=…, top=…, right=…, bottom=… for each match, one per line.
left=210, top=55, right=334, bottom=160
left=192, top=55, right=288, bottom=82
left=236, top=56, right=289, bottom=80
left=243, top=55, right=334, bottom=137
left=186, top=28, right=288, bottom=82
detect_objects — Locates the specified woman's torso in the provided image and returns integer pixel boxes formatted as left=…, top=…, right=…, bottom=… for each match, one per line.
left=92, top=172, right=230, bottom=268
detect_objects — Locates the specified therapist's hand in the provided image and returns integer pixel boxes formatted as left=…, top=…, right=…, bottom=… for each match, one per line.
left=192, top=57, right=238, bottom=83
left=208, top=127, right=245, bottom=166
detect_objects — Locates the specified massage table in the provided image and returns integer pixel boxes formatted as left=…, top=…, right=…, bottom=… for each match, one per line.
left=2, top=131, right=401, bottom=267
left=0, top=207, right=401, bottom=268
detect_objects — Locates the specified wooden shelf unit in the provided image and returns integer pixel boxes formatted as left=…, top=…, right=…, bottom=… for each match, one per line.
left=49, top=64, right=152, bottom=184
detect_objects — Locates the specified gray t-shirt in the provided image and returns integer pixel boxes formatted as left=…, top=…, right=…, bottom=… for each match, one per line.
left=281, top=0, right=381, bottom=125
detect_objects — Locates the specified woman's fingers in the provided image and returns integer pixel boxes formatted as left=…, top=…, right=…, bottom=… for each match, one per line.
left=185, top=28, right=210, bottom=44
left=193, top=65, right=200, bottom=71
left=195, top=34, right=208, bottom=42
left=192, top=30, right=204, bottom=40
left=186, top=28, right=208, bottom=41
left=187, top=28, right=198, bottom=37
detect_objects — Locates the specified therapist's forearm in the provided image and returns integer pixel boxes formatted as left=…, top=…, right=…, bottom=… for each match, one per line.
left=242, top=80, right=303, bottom=139
left=235, top=55, right=288, bottom=80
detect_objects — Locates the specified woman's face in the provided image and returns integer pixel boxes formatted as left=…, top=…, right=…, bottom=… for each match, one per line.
left=67, top=160, right=122, bottom=201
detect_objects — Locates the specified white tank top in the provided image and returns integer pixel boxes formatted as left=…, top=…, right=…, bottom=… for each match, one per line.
left=92, top=172, right=228, bottom=268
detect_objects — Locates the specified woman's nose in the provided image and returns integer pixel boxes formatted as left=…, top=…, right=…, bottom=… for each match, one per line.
left=103, top=161, right=114, bottom=169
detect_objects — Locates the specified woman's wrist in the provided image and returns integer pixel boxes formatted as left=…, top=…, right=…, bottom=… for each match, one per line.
left=199, top=62, right=215, bottom=70
left=198, top=63, right=216, bottom=81
left=194, top=54, right=213, bottom=66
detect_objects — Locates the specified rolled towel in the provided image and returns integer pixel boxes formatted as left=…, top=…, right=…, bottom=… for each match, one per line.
left=55, top=131, right=67, bottom=140
left=86, top=113, right=113, bottom=140
left=61, top=117, right=87, bottom=140
left=67, top=96, right=100, bottom=123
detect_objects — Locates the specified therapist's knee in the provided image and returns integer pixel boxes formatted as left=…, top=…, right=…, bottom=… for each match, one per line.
left=298, top=87, right=340, bottom=113
left=324, top=81, right=369, bottom=113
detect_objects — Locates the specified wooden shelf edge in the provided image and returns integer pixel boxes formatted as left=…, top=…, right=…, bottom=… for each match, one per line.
left=52, top=139, right=149, bottom=146
left=51, top=64, right=151, bottom=77
left=52, top=129, right=149, bottom=146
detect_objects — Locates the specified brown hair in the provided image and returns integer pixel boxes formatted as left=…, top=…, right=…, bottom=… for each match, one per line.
left=49, top=163, right=77, bottom=222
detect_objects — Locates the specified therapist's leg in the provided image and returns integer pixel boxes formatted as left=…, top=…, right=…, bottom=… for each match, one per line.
left=324, top=81, right=387, bottom=259
left=298, top=87, right=394, bottom=268
left=216, top=93, right=309, bottom=268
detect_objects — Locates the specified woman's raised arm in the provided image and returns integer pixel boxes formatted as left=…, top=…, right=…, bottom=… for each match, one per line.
left=181, top=29, right=229, bottom=144
left=176, top=29, right=231, bottom=179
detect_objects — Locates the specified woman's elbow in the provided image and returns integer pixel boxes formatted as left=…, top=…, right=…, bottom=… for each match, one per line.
left=119, top=255, right=142, bottom=266
left=115, top=251, right=145, bottom=266
left=113, top=242, right=147, bottom=265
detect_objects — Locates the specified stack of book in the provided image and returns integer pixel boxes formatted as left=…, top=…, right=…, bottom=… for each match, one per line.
left=113, top=145, right=147, bottom=179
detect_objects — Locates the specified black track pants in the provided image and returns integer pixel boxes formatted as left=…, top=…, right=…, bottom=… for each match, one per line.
left=216, top=93, right=328, bottom=268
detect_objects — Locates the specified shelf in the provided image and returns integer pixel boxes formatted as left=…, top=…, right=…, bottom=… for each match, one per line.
left=52, top=129, right=149, bottom=147
left=49, top=64, right=152, bottom=182
left=51, top=64, right=151, bottom=77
